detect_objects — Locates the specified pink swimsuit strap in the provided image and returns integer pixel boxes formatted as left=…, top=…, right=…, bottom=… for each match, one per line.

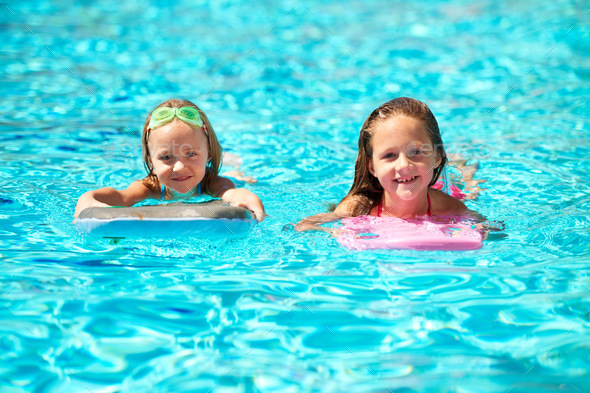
left=377, top=192, right=431, bottom=217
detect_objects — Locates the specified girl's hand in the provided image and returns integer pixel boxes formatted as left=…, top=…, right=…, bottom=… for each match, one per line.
left=220, top=188, right=266, bottom=222
left=474, top=220, right=506, bottom=232
left=472, top=220, right=506, bottom=241
left=74, top=192, right=110, bottom=218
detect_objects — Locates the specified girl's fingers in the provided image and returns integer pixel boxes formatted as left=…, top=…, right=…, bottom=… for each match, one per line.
left=251, top=210, right=267, bottom=222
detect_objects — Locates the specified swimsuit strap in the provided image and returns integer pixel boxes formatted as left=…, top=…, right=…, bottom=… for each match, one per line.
left=427, top=192, right=431, bottom=216
left=377, top=195, right=382, bottom=217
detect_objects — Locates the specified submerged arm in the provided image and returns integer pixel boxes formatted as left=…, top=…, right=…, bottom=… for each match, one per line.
left=294, top=196, right=359, bottom=233
left=294, top=212, right=344, bottom=233
left=438, top=191, right=506, bottom=232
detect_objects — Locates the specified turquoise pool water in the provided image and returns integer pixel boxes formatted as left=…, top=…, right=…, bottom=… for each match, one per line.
left=1, top=0, right=589, bottom=392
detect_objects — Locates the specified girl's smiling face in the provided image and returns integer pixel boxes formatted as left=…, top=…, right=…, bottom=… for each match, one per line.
left=368, top=116, right=442, bottom=201
left=147, top=119, right=210, bottom=194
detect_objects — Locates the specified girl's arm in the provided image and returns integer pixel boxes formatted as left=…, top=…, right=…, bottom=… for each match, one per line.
left=294, top=196, right=358, bottom=233
left=74, top=180, right=154, bottom=218
left=429, top=189, right=505, bottom=239
left=294, top=212, right=343, bottom=233
left=210, top=176, right=266, bottom=222
left=430, top=188, right=469, bottom=215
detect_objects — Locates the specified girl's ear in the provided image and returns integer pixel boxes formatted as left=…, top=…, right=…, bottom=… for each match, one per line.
left=368, top=159, right=375, bottom=176
left=434, top=151, right=442, bottom=169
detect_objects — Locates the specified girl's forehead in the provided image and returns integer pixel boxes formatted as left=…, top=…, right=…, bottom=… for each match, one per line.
left=373, top=116, right=431, bottom=140
left=148, top=121, right=208, bottom=145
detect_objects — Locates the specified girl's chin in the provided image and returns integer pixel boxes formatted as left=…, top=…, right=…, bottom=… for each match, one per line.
left=167, top=184, right=200, bottom=194
left=395, top=192, right=418, bottom=201
left=386, top=187, right=421, bottom=200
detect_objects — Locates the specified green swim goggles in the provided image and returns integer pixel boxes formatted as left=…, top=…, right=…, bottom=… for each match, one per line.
left=148, top=106, right=206, bottom=132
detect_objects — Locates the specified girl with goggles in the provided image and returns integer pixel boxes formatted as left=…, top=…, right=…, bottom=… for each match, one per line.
left=74, top=98, right=265, bottom=221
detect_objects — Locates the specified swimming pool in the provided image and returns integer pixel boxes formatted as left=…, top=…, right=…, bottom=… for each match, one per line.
left=1, top=0, right=589, bottom=391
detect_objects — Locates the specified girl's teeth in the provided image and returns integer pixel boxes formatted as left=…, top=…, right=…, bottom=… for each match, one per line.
left=397, top=176, right=416, bottom=183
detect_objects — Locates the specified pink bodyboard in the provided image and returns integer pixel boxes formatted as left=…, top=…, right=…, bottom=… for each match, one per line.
left=337, top=215, right=483, bottom=251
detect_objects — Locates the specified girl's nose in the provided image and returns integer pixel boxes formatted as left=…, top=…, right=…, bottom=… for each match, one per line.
left=172, top=159, right=185, bottom=172
left=397, top=153, right=410, bottom=168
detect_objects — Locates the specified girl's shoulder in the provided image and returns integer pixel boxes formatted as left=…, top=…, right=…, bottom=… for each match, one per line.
left=131, top=179, right=160, bottom=200
left=334, top=195, right=359, bottom=216
left=205, top=175, right=236, bottom=198
left=429, top=187, right=468, bottom=215
left=335, top=194, right=374, bottom=217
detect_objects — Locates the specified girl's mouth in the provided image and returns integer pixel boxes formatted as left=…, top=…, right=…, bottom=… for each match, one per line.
left=395, top=176, right=417, bottom=183
left=172, top=176, right=192, bottom=182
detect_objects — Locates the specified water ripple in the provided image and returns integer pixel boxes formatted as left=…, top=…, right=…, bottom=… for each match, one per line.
left=1, top=0, right=589, bottom=392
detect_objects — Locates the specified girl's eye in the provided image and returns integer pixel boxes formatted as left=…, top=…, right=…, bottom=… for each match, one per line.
left=408, top=149, right=422, bottom=157
left=186, top=152, right=196, bottom=157
left=383, top=153, right=397, bottom=159
left=159, top=155, right=172, bottom=161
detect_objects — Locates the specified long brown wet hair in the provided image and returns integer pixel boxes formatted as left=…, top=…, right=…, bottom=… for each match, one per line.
left=341, top=97, right=447, bottom=216
left=141, top=98, right=222, bottom=198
